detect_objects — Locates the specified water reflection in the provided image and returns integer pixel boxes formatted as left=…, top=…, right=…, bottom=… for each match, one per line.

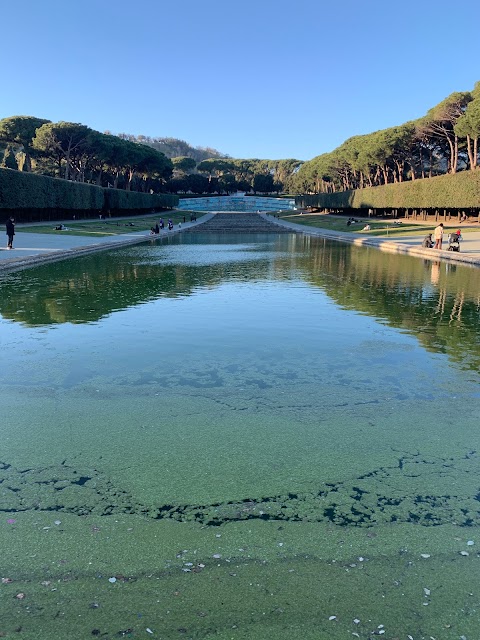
left=1, top=233, right=479, bottom=370
left=1, top=232, right=480, bottom=638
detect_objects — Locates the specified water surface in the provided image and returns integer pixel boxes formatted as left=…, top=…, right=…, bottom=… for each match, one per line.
left=1, top=233, right=479, bottom=639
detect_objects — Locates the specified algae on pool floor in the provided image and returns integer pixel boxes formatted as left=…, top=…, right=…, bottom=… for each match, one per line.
left=1, top=234, right=479, bottom=638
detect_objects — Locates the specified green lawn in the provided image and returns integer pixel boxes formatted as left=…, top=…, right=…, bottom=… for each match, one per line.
left=18, top=211, right=192, bottom=237
left=279, top=213, right=472, bottom=237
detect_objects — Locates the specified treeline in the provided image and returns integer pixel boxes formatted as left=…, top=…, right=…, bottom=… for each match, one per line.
left=0, top=116, right=173, bottom=194
left=293, top=81, right=480, bottom=194
left=0, top=116, right=302, bottom=196
left=166, top=157, right=302, bottom=195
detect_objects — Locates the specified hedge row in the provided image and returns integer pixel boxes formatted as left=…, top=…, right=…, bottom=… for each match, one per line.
left=103, top=188, right=177, bottom=211
left=0, top=168, right=178, bottom=217
left=295, top=170, right=480, bottom=210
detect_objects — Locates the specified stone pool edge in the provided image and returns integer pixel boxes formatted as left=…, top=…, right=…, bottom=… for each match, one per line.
left=0, top=214, right=216, bottom=274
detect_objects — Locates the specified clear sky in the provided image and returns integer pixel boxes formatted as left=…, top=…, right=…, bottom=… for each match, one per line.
left=2, top=0, right=479, bottom=161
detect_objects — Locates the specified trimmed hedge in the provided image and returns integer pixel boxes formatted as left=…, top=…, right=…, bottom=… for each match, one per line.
left=0, top=168, right=178, bottom=219
left=296, top=170, right=480, bottom=210
left=103, top=188, right=177, bottom=212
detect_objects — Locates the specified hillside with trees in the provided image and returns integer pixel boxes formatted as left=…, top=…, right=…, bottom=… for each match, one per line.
left=113, top=133, right=226, bottom=163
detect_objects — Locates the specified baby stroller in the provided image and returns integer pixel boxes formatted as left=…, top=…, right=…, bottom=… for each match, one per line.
left=447, top=232, right=461, bottom=252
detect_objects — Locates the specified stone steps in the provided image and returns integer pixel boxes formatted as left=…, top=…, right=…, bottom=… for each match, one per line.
left=186, top=213, right=292, bottom=234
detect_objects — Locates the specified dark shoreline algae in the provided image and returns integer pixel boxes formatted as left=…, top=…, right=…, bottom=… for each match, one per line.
left=1, top=449, right=480, bottom=527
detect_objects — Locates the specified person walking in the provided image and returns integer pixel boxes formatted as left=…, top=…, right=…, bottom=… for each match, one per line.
left=6, top=216, right=15, bottom=249
left=434, top=223, right=444, bottom=250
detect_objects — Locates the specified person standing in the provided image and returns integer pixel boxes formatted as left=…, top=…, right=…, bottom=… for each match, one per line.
left=6, top=216, right=15, bottom=249
left=434, top=223, right=444, bottom=249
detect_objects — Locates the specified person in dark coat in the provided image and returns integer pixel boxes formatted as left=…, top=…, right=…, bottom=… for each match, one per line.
left=422, top=233, right=433, bottom=248
left=6, top=216, right=15, bottom=249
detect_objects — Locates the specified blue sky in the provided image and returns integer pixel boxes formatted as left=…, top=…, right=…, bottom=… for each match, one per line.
left=2, top=0, right=479, bottom=161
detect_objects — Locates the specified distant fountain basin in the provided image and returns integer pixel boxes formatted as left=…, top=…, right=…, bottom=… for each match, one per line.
left=178, top=192, right=296, bottom=212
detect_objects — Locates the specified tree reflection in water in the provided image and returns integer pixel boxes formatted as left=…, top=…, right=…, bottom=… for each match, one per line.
left=0, top=232, right=479, bottom=371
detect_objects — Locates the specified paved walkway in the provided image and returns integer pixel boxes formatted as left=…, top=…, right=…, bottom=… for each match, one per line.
left=1, top=212, right=480, bottom=272
left=0, top=214, right=215, bottom=272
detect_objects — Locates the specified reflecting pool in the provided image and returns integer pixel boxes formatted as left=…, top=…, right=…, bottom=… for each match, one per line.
left=1, top=233, right=479, bottom=639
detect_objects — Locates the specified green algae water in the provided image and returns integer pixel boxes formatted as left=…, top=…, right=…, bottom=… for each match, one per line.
left=0, top=232, right=479, bottom=639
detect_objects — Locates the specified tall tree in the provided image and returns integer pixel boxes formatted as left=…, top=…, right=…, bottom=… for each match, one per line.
left=0, top=145, right=18, bottom=170
left=0, top=116, right=50, bottom=171
left=196, top=158, right=235, bottom=182
left=418, top=92, right=472, bottom=174
left=32, top=122, right=93, bottom=180
left=454, top=83, right=480, bottom=170
left=172, top=156, right=197, bottom=175
left=135, top=146, right=173, bottom=192
left=253, top=173, right=274, bottom=193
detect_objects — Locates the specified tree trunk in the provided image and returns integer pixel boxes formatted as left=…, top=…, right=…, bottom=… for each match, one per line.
left=466, top=134, right=474, bottom=169
left=394, top=159, right=404, bottom=182
left=64, top=151, right=70, bottom=180
left=452, top=134, right=459, bottom=174
left=447, top=135, right=455, bottom=173
left=126, top=169, right=134, bottom=190
left=23, top=150, right=32, bottom=172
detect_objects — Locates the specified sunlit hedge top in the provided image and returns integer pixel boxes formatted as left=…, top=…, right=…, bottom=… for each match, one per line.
left=296, top=170, right=480, bottom=210
left=0, top=168, right=178, bottom=212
